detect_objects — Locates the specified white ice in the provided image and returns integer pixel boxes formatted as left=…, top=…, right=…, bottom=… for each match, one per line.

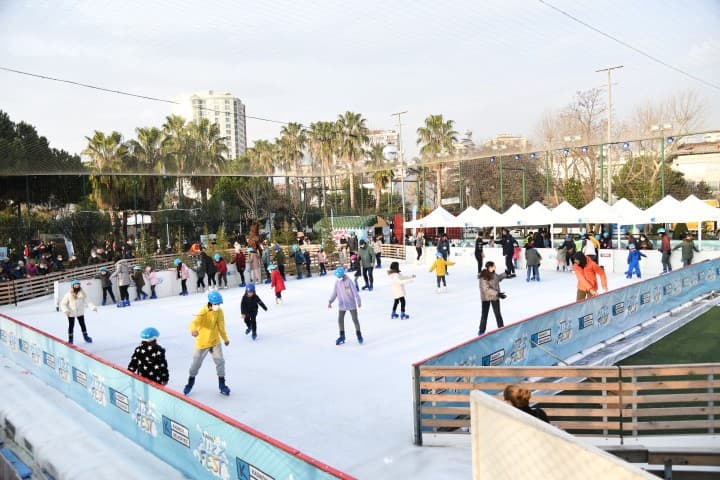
left=1, top=254, right=642, bottom=479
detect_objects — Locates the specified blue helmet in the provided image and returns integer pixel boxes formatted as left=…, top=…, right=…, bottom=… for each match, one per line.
left=99, top=266, right=107, bottom=271
left=213, top=253, right=221, bottom=262
left=70, top=279, right=80, bottom=286
left=435, top=252, right=443, bottom=258
left=173, top=258, right=181, bottom=266
left=208, top=290, right=223, bottom=305
left=247, top=247, right=254, bottom=253
left=657, top=228, right=666, bottom=233
left=291, top=245, right=298, bottom=252
left=334, top=267, right=345, bottom=278
left=273, top=244, right=280, bottom=252
left=140, top=327, right=159, bottom=342
left=246, top=283, right=256, bottom=292
left=267, top=264, right=277, bottom=270
left=133, top=265, right=142, bottom=270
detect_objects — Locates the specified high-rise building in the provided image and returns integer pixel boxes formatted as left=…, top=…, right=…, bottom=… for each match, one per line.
left=176, top=90, right=247, bottom=159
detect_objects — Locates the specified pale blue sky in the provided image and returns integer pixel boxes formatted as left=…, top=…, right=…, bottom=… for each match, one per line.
left=1, top=0, right=718, bottom=158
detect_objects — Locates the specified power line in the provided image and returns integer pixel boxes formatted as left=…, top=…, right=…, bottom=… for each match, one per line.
left=0, top=66, right=291, bottom=124
left=537, top=0, right=720, bottom=92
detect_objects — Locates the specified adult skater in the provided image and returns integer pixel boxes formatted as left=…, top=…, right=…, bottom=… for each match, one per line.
left=572, top=252, right=608, bottom=301
left=478, top=261, right=507, bottom=336
left=328, top=267, right=363, bottom=345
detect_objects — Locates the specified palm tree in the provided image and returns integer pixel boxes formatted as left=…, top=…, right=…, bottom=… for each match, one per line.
left=246, top=139, right=276, bottom=175
left=308, top=121, right=339, bottom=213
left=186, top=118, right=229, bottom=208
left=277, top=123, right=308, bottom=217
left=127, top=127, right=173, bottom=211
left=83, top=130, right=128, bottom=236
left=336, top=111, right=369, bottom=211
left=161, top=114, right=189, bottom=206
left=367, top=144, right=394, bottom=211
left=417, top=114, right=458, bottom=208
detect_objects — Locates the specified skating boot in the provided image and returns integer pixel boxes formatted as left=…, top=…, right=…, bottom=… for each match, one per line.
left=142, top=292, right=148, bottom=300
left=335, top=332, right=346, bottom=345
left=83, top=333, right=93, bottom=343
left=68, top=334, right=73, bottom=344
left=252, top=333, right=257, bottom=341
left=134, top=296, right=141, bottom=301
left=264, top=278, right=271, bottom=284
left=123, top=299, right=131, bottom=307
left=361, top=284, right=369, bottom=290
left=391, top=312, right=399, bottom=319
left=239, top=282, right=246, bottom=287
left=183, top=376, right=195, bottom=395
left=101, top=299, right=106, bottom=306
left=401, top=313, right=410, bottom=320
left=245, top=327, right=251, bottom=335
left=218, top=377, right=231, bottom=396
left=116, top=301, right=125, bottom=308
left=306, top=272, right=312, bottom=278
left=150, top=293, right=157, bottom=299
left=356, top=331, right=363, bottom=344
left=368, top=285, right=373, bottom=291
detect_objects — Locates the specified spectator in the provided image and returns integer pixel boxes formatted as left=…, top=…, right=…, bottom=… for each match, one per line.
left=503, top=384, right=549, bottom=423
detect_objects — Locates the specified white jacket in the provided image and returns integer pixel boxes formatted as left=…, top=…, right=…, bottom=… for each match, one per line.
left=389, top=272, right=414, bottom=299
left=60, top=290, right=96, bottom=317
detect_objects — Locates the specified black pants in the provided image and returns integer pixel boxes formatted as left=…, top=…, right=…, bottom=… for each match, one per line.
left=102, top=287, right=116, bottom=303
left=181, top=279, right=188, bottom=294
left=319, top=263, right=327, bottom=275
left=479, top=300, right=503, bottom=334
left=244, top=314, right=258, bottom=336
left=504, top=254, right=514, bottom=275
left=207, top=273, right=216, bottom=287
left=436, top=275, right=447, bottom=287
left=392, top=297, right=406, bottom=313
left=236, top=269, right=245, bottom=285
left=416, top=247, right=422, bottom=261
left=375, top=252, right=382, bottom=268
left=475, top=253, right=483, bottom=273
left=67, top=315, right=88, bottom=338
left=197, top=276, right=206, bottom=289
left=119, top=285, right=130, bottom=302
left=362, top=266, right=374, bottom=287
left=150, top=285, right=156, bottom=297
left=278, top=264, right=286, bottom=281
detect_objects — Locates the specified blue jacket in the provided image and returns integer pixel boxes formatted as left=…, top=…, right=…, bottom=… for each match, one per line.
left=328, top=275, right=362, bottom=311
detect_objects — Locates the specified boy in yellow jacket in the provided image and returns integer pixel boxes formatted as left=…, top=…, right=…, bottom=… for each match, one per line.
left=429, top=252, right=455, bottom=292
left=183, top=290, right=231, bottom=396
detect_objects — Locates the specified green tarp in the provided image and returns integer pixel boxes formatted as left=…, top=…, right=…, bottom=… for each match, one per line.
left=312, top=215, right=380, bottom=232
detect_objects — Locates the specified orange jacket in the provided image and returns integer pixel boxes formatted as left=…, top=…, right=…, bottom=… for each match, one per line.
left=573, top=257, right=607, bottom=294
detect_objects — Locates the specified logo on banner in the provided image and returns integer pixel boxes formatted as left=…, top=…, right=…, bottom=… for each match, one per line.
left=89, top=374, right=107, bottom=405
left=0, top=328, right=6, bottom=345
left=236, top=459, right=275, bottom=480
left=612, top=302, right=625, bottom=316
left=72, top=367, right=87, bottom=387
left=698, top=270, right=706, bottom=281
left=578, top=313, right=594, bottom=330
left=43, top=351, right=55, bottom=370
left=652, top=285, right=662, bottom=303
left=134, top=397, right=158, bottom=436
left=627, top=297, right=639, bottom=315
left=707, top=268, right=716, bottom=281
left=7, top=330, right=18, bottom=352
left=673, top=279, right=681, bottom=295
left=19, top=338, right=29, bottom=355
left=162, top=415, right=190, bottom=448
left=663, top=282, right=673, bottom=296
left=597, top=306, right=609, bottom=326
left=30, top=343, right=41, bottom=365
left=482, top=348, right=505, bottom=366
left=639, top=291, right=651, bottom=306
left=509, top=336, right=527, bottom=363
left=109, top=388, right=129, bottom=413
left=530, top=329, right=552, bottom=348
left=682, top=276, right=691, bottom=289
left=57, top=356, right=70, bottom=383
left=556, top=319, right=572, bottom=344
left=194, top=429, right=230, bottom=480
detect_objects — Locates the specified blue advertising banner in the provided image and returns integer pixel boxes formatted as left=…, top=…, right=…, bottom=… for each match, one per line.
left=0, top=318, right=350, bottom=480
left=419, top=259, right=720, bottom=370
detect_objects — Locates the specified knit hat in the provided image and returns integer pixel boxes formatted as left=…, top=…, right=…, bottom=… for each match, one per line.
left=388, top=261, right=400, bottom=273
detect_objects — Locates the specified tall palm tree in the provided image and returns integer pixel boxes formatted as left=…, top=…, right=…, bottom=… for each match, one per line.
left=367, top=144, right=394, bottom=211
left=127, top=127, right=173, bottom=211
left=186, top=118, right=229, bottom=208
left=277, top=123, right=308, bottom=211
left=417, top=114, right=458, bottom=208
left=336, top=111, right=369, bottom=211
left=308, top=121, right=339, bottom=213
left=161, top=114, right=189, bottom=206
left=246, top=139, right=276, bottom=175
left=83, top=130, right=128, bottom=236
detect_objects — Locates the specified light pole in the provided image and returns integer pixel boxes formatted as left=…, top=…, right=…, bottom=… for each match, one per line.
left=596, top=65, right=623, bottom=204
left=391, top=111, right=408, bottom=223
left=650, top=123, right=672, bottom=198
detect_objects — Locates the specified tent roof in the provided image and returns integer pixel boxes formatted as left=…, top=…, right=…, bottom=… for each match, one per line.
left=611, top=198, right=648, bottom=224
left=470, top=204, right=505, bottom=227
left=500, top=204, right=527, bottom=226
left=550, top=201, right=581, bottom=224
left=578, top=197, right=616, bottom=223
left=644, top=195, right=684, bottom=223
left=523, top=201, right=553, bottom=226
left=405, top=206, right=460, bottom=228
left=454, top=206, right=478, bottom=227
left=678, top=195, right=720, bottom=221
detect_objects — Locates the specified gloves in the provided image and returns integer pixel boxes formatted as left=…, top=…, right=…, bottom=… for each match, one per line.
left=498, top=292, right=507, bottom=299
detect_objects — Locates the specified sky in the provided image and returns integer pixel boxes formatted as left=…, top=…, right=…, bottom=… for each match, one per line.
left=0, top=250, right=647, bottom=479
left=0, top=0, right=719, bottom=159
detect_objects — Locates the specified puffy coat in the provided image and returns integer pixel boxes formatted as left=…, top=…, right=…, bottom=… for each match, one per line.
left=60, top=290, right=96, bottom=317
left=525, top=247, right=542, bottom=266
left=111, top=260, right=131, bottom=286
left=429, top=258, right=455, bottom=276
left=479, top=272, right=506, bottom=302
left=328, top=275, right=362, bottom=311
left=573, top=257, right=608, bottom=294
left=270, top=269, right=286, bottom=293
left=189, top=305, right=228, bottom=349
left=389, top=272, right=413, bottom=299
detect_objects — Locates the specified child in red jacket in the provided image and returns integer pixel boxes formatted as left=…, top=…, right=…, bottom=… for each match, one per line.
left=269, top=264, right=286, bottom=304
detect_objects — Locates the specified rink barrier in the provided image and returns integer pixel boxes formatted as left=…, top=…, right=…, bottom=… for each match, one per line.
left=0, top=315, right=354, bottom=480
left=412, top=258, right=720, bottom=445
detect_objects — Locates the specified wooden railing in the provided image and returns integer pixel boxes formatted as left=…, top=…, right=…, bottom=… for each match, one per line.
left=413, top=364, right=720, bottom=445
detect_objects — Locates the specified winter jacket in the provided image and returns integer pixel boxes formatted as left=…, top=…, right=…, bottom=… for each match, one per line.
left=194, top=261, right=206, bottom=278
left=389, top=271, right=413, bottom=299
left=241, top=293, right=268, bottom=318
left=111, top=260, right=131, bottom=286
left=659, top=235, right=672, bottom=253
left=248, top=251, right=261, bottom=270
left=436, top=238, right=451, bottom=258
left=127, top=341, right=169, bottom=385
left=429, top=258, right=455, bottom=276
left=372, top=239, right=383, bottom=255
left=233, top=251, right=246, bottom=271
left=274, top=248, right=286, bottom=266
left=261, top=247, right=271, bottom=265
left=673, top=239, right=699, bottom=262
left=479, top=272, right=507, bottom=301
left=474, top=237, right=487, bottom=259
left=358, top=245, right=375, bottom=268
left=293, top=250, right=304, bottom=265
left=317, top=251, right=327, bottom=264
left=215, top=258, right=228, bottom=275
left=176, top=262, right=189, bottom=280
left=582, top=239, right=597, bottom=258
left=561, top=238, right=576, bottom=257
left=60, top=290, right=96, bottom=317
left=329, top=275, right=362, bottom=311
left=573, top=257, right=608, bottom=295
left=627, top=249, right=646, bottom=265
left=189, top=305, right=228, bottom=349
left=500, top=234, right=516, bottom=256
left=201, top=252, right=217, bottom=275
left=145, top=268, right=158, bottom=286
left=132, top=270, right=145, bottom=288
left=525, top=247, right=542, bottom=266
left=270, top=269, right=286, bottom=293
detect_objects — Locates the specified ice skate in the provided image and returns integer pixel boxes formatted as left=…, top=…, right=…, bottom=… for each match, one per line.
left=356, top=331, right=363, bottom=344
left=335, top=333, right=346, bottom=345
left=183, top=376, right=195, bottom=395
left=245, top=327, right=251, bottom=335
left=83, top=333, right=93, bottom=343
left=391, top=312, right=399, bottom=319
left=218, top=377, right=231, bottom=396
left=401, top=313, right=410, bottom=319
left=252, top=333, right=257, bottom=341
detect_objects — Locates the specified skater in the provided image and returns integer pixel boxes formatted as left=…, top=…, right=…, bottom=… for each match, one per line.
left=145, top=266, right=159, bottom=299
left=261, top=243, right=271, bottom=283
left=429, top=252, right=455, bottom=292
left=560, top=235, right=576, bottom=270
left=436, top=233, right=451, bottom=261
left=474, top=232, right=487, bottom=274
left=269, top=264, right=286, bottom=304
left=60, top=279, right=97, bottom=344
left=127, top=327, right=169, bottom=385
left=504, top=384, right=549, bottom=423
left=525, top=242, right=542, bottom=282
left=317, top=245, right=328, bottom=276
left=193, top=259, right=207, bottom=292
left=581, top=233, right=597, bottom=263
left=241, top=283, right=268, bottom=340
left=273, top=244, right=286, bottom=281
left=358, top=239, right=375, bottom=291
left=303, top=248, right=312, bottom=278
left=214, top=253, right=228, bottom=289
left=132, top=265, right=148, bottom=301
left=247, top=247, right=262, bottom=283
left=372, top=235, right=383, bottom=268
left=201, top=250, right=217, bottom=288
left=174, top=258, right=189, bottom=296
left=673, top=232, right=699, bottom=267
left=232, top=248, right=246, bottom=287
left=95, top=266, right=116, bottom=305
left=183, top=290, right=231, bottom=396
left=388, top=261, right=414, bottom=319
left=110, top=258, right=132, bottom=307
left=478, top=261, right=506, bottom=336
left=292, top=245, right=304, bottom=280
left=658, top=228, right=672, bottom=273
left=573, top=252, right=608, bottom=301
left=556, top=245, right=567, bottom=272
left=414, top=231, right=425, bottom=263
left=350, top=254, right=361, bottom=291
left=499, top=229, right=517, bottom=277
left=328, top=267, right=363, bottom=345
left=625, top=244, right=646, bottom=278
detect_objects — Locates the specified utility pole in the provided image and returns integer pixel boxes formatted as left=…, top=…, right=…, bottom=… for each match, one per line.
left=391, top=111, right=408, bottom=226
left=596, top=65, right=623, bottom=204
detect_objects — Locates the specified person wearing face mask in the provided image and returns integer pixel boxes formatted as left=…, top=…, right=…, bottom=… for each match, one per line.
left=183, top=290, right=231, bottom=396
left=60, top=280, right=97, bottom=344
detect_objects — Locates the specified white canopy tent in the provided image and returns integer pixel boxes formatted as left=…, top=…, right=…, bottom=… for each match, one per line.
left=523, top=201, right=554, bottom=226
left=471, top=204, right=505, bottom=228
left=644, top=195, right=684, bottom=223
left=454, top=206, right=478, bottom=227
left=500, top=204, right=527, bottom=226
left=404, top=206, right=462, bottom=228
left=611, top=198, right=649, bottom=225
left=677, top=195, right=720, bottom=247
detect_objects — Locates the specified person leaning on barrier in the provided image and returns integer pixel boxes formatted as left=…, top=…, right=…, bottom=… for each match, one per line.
left=503, top=384, right=549, bottom=423
left=572, top=252, right=607, bottom=301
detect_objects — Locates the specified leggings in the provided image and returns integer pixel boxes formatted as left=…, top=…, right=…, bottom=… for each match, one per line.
left=504, top=254, right=514, bottom=275
left=436, top=275, right=447, bottom=287
left=67, top=315, right=88, bottom=337
left=337, top=309, right=361, bottom=334
left=207, top=272, right=216, bottom=287
left=119, top=285, right=130, bottom=302
left=479, top=300, right=503, bottom=334
left=217, top=272, right=227, bottom=288
left=102, top=287, right=116, bottom=303
left=416, top=247, right=423, bottom=261
left=392, top=297, right=406, bottom=313
left=244, top=314, right=258, bottom=336
left=181, top=279, right=188, bottom=294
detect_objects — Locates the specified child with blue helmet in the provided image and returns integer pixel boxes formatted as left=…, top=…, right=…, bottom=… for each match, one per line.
left=175, top=258, right=189, bottom=296
left=128, top=327, right=169, bottom=385
left=95, top=266, right=117, bottom=305
left=214, top=253, right=228, bottom=289
left=183, top=290, right=231, bottom=396
left=328, top=267, right=364, bottom=345
left=241, top=283, right=268, bottom=340
left=429, top=251, right=456, bottom=292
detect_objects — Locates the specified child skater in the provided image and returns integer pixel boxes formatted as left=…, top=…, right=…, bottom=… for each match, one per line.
left=241, top=283, right=267, bottom=341
left=95, top=266, right=116, bottom=306
left=350, top=254, right=361, bottom=291
left=268, top=264, right=286, bottom=304
left=626, top=243, right=646, bottom=278
left=328, top=267, right=363, bottom=345
left=127, top=327, right=169, bottom=385
left=174, top=258, right=189, bottom=296
left=429, top=251, right=455, bottom=292
left=525, top=242, right=542, bottom=282
left=317, top=245, right=328, bottom=276
left=556, top=245, right=567, bottom=272
left=144, top=265, right=159, bottom=299
left=232, top=249, right=246, bottom=287
left=194, top=259, right=206, bottom=292
left=214, top=253, right=228, bottom=289
left=388, top=261, right=415, bottom=319
left=303, top=248, right=312, bottom=278
left=132, top=265, right=148, bottom=301
left=60, top=279, right=97, bottom=344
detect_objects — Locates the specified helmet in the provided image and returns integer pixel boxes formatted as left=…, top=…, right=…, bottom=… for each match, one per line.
left=267, top=264, right=277, bottom=270
left=435, top=252, right=443, bottom=258
left=657, top=228, right=666, bottom=233
left=603, top=232, right=609, bottom=238
left=197, top=260, right=203, bottom=266
left=334, top=267, right=345, bottom=278
left=273, top=244, right=280, bottom=252
left=319, top=244, right=324, bottom=250
left=628, top=243, right=636, bottom=250
left=246, top=283, right=256, bottom=292
left=247, top=247, right=254, bottom=253
left=70, top=279, right=80, bottom=286
left=140, top=327, right=159, bottom=342
left=99, top=266, right=107, bottom=271
left=291, top=245, right=298, bottom=252
left=133, top=265, right=142, bottom=270
left=213, top=253, right=221, bottom=262
left=173, top=258, right=181, bottom=266
left=208, top=290, right=223, bottom=305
